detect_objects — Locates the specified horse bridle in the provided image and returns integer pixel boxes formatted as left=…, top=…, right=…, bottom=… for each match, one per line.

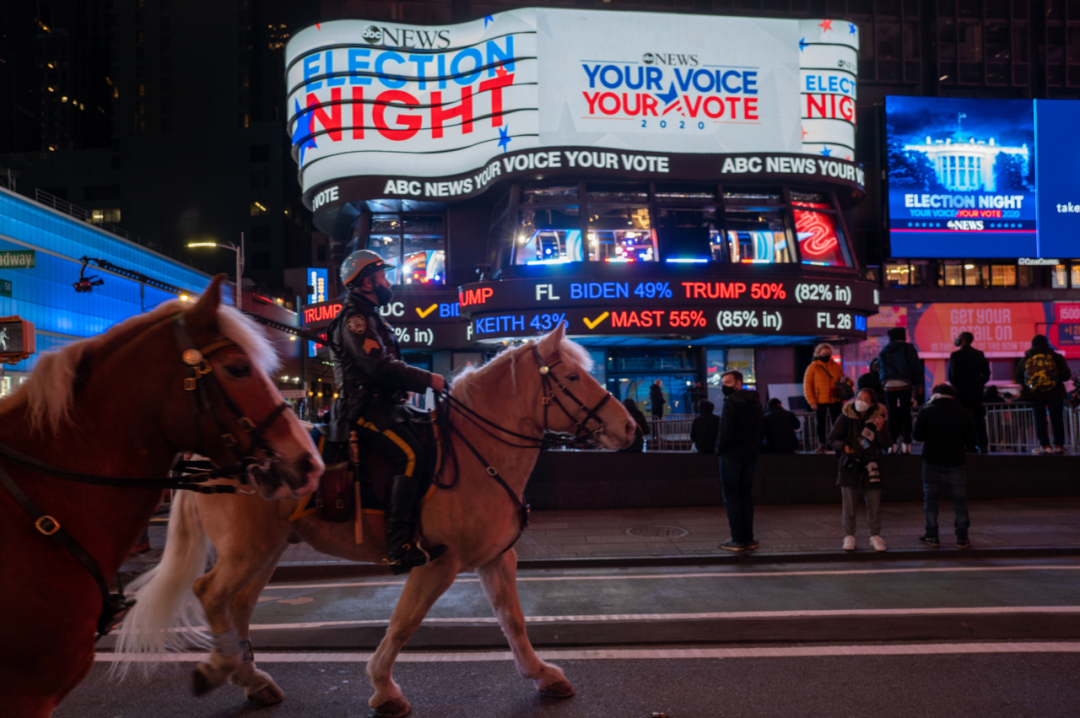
left=530, top=343, right=612, bottom=444
left=169, top=313, right=291, bottom=488
left=0, top=311, right=294, bottom=640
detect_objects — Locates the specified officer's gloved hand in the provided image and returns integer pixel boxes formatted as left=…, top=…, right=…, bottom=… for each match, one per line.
left=431, top=374, right=447, bottom=393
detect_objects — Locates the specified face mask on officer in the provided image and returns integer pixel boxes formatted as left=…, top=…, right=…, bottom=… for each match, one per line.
left=374, top=284, right=394, bottom=306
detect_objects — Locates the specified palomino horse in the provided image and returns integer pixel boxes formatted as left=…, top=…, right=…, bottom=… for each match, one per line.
left=116, top=323, right=635, bottom=716
left=0, top=275, right=323, bottom=717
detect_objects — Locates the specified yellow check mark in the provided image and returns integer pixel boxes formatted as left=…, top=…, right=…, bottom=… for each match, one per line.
left=583, top=312, right=609, bottom=330
left=416, top=304, right=438, bottom=319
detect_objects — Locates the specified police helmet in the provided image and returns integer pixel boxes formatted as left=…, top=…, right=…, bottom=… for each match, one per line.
left=340, top=250, right=395, bottom=288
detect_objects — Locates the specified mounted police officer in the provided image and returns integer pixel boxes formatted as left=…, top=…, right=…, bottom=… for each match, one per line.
left=327, top=250, right=447, bottom=574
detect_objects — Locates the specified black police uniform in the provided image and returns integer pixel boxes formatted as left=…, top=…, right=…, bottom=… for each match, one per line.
left=327, top=290, right=437, bottom=572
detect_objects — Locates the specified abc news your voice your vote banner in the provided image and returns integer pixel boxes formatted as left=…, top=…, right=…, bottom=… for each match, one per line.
left=286, top=9, right=859, bottom=206
left=886, top=96, right=1080, bottom=259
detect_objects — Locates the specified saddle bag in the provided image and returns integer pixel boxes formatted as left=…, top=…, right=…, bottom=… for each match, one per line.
left=316, top=462, right=354, bottom=522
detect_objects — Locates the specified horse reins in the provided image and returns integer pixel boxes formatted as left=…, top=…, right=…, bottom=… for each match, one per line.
left=0, top=312, right=293, bottom=639
left=431, top=341, right=613, bottom=553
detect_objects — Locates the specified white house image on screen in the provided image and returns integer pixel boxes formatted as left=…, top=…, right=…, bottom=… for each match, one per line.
left=903, top=131, right=1028, bottom=192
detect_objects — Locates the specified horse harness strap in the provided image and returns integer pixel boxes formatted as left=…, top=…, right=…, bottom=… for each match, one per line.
left=429, top=342, right=613, bottom=554
left=170, top=314, right=291, bottom=481
left=531, top=343, right=612, bottom=442
left=0, top=463, right=133, bottom=639
left=441, top=418, right=530, bottom=553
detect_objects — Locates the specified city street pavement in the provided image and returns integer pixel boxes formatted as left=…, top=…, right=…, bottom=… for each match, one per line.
left=60, top=648, right=1080, bottom=718
left=73, top=556, right=1080, bottom=716
left=127, top=497, right=1080, bottom=580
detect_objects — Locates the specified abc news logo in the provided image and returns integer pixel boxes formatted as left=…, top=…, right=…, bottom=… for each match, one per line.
left=641, top=52, right=699, bottom=66
left=361, top=24, right=451, bottom=49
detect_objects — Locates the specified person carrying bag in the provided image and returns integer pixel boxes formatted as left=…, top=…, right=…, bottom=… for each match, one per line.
left=829, top=388, right=893, bottom=552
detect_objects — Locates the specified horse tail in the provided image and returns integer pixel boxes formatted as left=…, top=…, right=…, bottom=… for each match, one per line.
left=110, top=490, right=211, bottom=678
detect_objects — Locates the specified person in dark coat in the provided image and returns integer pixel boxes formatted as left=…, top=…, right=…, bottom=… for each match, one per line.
left=982, top=384, right=1002, bottom=404
left=856, top=358, right=884, bottom=398
left=618, top=398, right=649, bottom=453
left=913, top=384, right=978, bottom=548
left=878, top=327, right=923, bottom=453
left=690, top=400, right=720, bottom=453
left=1015, top=335, right=1073, bottom=454
left=947, top=332, right=990, bottom=453
left=761, top=398, right=801, bottom=454
left=829, top=388, right=893, bottom=552
left=714, top=371, right=764, bottom=552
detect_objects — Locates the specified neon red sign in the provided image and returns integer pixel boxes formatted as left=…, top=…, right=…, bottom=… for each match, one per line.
left=303, top=302, right=343, bottom=326
left=459, top=286, right=494, bottom=307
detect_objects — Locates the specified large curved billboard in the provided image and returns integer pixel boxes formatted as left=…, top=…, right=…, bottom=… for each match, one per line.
left=286, top=9, right=859, bottom=207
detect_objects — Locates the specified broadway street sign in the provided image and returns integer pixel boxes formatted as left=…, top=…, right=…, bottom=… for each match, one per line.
left=0, top=250, right=36, bottom=269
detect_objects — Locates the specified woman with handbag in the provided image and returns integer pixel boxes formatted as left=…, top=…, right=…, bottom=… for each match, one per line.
left=803, top=343, right=849, bottom=453
left=829, top=388, right=893, bottom=551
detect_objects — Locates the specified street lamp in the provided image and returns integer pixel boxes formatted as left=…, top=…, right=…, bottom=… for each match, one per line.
left=188, top=232, right=245, bottom=310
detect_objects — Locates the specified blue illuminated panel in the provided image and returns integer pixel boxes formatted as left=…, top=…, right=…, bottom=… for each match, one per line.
left=0, top=188, right=213, bottom=371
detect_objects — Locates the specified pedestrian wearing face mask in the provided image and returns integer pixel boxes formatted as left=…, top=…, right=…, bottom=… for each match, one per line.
left=829, top=388, right=893, bottom=552
left=803, top=343, right=847, bottom=453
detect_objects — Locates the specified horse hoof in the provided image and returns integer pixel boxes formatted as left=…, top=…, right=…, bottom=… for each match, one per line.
left=370, top=696, right=412, bottom=717
left=192, top=669, right=214, bottom=697
left=538, top=679, right=575, bottom=698
left=247, top=684, right=285, bottom=705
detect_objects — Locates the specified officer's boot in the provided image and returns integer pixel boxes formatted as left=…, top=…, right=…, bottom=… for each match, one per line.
left=385, top=474, right=446, bottom=575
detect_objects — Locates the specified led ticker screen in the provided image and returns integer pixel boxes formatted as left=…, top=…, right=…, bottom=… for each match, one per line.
left=458, top=275, right=876, bottom=341
left=467, top=306, right=867, bottom=342
left=886, top=96, right=1080, bottom=259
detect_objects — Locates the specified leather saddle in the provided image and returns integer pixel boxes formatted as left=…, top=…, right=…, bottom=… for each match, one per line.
left=306, top=407, right=439, bottom=523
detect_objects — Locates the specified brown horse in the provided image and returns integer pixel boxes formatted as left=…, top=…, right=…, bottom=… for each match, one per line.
left=0, top=275, right=323, bottom=717
left=115, top=323, right=635, bottom=716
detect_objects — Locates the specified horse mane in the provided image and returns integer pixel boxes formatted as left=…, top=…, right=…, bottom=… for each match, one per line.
left=450, top=335, right=593, bottom=404
left=14, top=300, right=280, bottom=435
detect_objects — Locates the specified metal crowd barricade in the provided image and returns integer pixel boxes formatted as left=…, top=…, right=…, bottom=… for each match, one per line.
left=985, top=402, right=1079, bottom=454
left=647, top=414, right=694, bottom=451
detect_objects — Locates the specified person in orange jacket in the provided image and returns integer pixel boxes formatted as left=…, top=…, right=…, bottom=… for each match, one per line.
left=804, top=343, right=847, bottom=453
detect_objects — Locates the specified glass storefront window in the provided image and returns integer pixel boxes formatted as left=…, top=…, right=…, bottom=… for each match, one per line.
left=991, top=264, right=1016, bottom=287
left=366, top=213, right=446, bottom=285
left=655, top=207, right=719, bottom=263
left=726, top=347, right=756, bottom=385
left=522, top=185, right=578, bottom=204
left=792, top=205, right=849, bottom=266
left=402, top=216, right=445, bottom=285
left=1072, top=264, right=1080, bottom=288
left=1052, top=264, right=1069, bottom=288
left=724, top=208, right=794, bottom=263
left=587, top=184, right=649, bottom=203
left=724, top=191, right=782, bottom=204
left=655, top=184, right=715, bottom=202
left=515, top=207, right=582, bottom=265
left=1018, top=264, right=1035, bottom=288
left=587, top=206, right=656, bottom=263
left=367, top=229, right=401, bottom=284
left=942, top=262, right=963, bottom=286
left=964, top=263, right=987, bottom=287
left=886, top=262, right=912, bottom=287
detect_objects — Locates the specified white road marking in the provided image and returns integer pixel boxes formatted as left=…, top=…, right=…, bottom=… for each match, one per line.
left=267, top=563, right=1080, bottom=591
left=118, top=605, right=1075, bottom=632
left=96, top=642, right=1080, bottom=663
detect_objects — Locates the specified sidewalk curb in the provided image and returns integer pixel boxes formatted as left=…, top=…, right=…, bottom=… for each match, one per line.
left=268, top=545, right=1079, bottom=582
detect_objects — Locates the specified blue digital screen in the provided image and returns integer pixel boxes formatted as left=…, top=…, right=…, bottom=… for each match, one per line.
left=1033, top=100, right=1080, bottom=259
left=307, top=267, right=329, bottom=304
left=886, top=96, right=1038, bottom=258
